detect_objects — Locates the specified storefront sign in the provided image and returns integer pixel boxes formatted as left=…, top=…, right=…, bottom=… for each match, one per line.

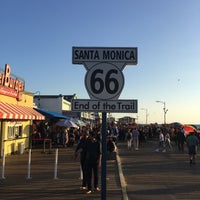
left=0, top=64, right=25, bottom=100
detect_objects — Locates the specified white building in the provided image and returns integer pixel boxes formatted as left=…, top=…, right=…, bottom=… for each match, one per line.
left=33, top=94, right=98, bottom=124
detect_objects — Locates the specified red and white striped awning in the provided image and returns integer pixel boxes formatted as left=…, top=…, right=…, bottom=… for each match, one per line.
left=0, top=102, right=45, bottom=120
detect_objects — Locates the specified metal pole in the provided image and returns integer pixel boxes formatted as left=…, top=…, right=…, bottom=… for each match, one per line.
left=27, top=149, right=32, bottom=179
left=43, top=139, right=46, bottom=153
left=164, top=109, right=166, bottom=124
left=156, top=101, right=168, bottom=124
left=54, top=148, right=58, bottom=179
left=101, top=112, right=107, bottom=200
left=163, top=102, right=168, bottom=124
left=1, top=149, right=5, bottom=179
left=141, top=108, right=148, bottom=124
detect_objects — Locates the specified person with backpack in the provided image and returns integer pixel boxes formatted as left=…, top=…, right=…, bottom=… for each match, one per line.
left=186, top=131, right=199, bottom=165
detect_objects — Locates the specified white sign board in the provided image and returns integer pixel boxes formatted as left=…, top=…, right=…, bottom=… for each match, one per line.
left=72, top=99, right=138, bottom=113
left=72, top=47, right=138, bottom=100
left=72, top=47, right=137, bottom=64
left=85, top=62, right=124, bottom=100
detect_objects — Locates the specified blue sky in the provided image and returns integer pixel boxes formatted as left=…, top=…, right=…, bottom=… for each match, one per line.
left=1, top=0, right=200, bottom=124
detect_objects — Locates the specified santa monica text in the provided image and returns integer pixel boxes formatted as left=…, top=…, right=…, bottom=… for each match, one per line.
left=72, top=47, right=137, bottom=64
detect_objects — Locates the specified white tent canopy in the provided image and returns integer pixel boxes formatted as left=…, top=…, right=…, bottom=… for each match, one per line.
left=56, top=119, right=79, bottom=128
left=70, top=118, right=86, bottom=126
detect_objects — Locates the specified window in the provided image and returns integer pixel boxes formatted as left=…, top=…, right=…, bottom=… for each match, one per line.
left=7, top=122, right=23, bottom=139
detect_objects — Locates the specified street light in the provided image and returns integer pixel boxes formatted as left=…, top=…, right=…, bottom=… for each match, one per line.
left=156, top=100, right=168, bottom=124
left=141, top=108, right=148, bottom=124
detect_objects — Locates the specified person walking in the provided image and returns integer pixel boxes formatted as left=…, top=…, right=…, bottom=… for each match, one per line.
left=85, top=132, right=101, bottom=194
left=155, top=130, right=165, bottom=152
left=165, top=132, right=173, bottom=151
left=74, top=131, right=89, bottom=190
left=132, top=127, right=140, bottom=150
left=186, top=131, right=199, bottom=165
left=61, top=127, right=68, bottom=147
left=126, top=129, right=132, bottom=150
left=177, top=127, right=186, bottom=153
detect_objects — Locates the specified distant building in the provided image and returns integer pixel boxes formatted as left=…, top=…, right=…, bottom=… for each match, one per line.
left=118, top=116, right=136, bottom=125
left=34, top=94, right=75, bottom=113
left=33, top=94, right=100, bottom=125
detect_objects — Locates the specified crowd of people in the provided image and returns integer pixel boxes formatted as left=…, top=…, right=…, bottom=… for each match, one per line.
left=111, top=123, right=200, bottom=166
left=32, top=120, right=200, bottom=194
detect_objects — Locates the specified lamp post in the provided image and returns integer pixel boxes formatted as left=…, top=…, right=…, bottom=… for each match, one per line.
left=156, top=100, right=168, bottom=124
left=141, top=108, right=148, bottom=124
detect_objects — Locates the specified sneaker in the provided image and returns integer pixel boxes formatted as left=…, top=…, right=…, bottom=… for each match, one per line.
left=94, top=187, right=101, bottom=191
left=80, top=186, right=87, bottom=190
left=86, top=190, right=92, bottom=194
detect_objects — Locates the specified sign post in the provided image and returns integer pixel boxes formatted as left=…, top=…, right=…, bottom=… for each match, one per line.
left=72, top=47, right=138, bottom=199
left=101, top=112, right=107, bottom=200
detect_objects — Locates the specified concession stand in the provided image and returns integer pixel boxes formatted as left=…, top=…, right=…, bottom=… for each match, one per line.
left=0, top=64, right=45, bottom=157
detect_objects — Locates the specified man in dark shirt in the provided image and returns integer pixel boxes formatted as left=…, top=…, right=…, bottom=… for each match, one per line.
left=85, top=132, right=101, bottom=194
left=177, top=127, right=186, bottom=152
left=74, top=131, right=89, bottom=190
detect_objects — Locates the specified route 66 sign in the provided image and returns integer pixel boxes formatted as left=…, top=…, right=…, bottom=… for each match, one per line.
left=72, top=47, right=137, bottom=100
left=85, top=62, right=124, bottom=100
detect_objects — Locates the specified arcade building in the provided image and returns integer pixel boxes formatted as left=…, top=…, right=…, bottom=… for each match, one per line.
left=0, top=64, right=45, bottom=157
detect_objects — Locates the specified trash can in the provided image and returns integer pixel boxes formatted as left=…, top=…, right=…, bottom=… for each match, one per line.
left=18, top=142, right=24, bottom=154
